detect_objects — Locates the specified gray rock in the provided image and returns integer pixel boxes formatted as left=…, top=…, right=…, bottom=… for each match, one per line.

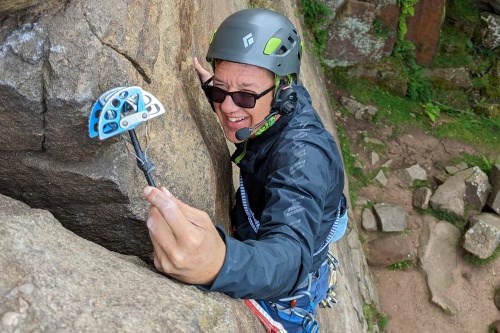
left=362, top=208, right=378, bottom=231
left=412, top=187, right=432, bottom=209
left=340, top=96, right=379, bottom=121
left=418, top=216, right=461, bottom=315
left=487, top=164, right=500, bottom=214
left=430, top=167, right=484, bottom=218
left=374, top=170, right=388, bottom=187
left=463, top=213, right=500, bottom=259
left=0, top=194, right=261, bottom=332
left=370, top=151, right=380, bottom=166
left=396, top=164, right=427, bottom=186
left=477, top=12, right=500, bottom=49
left=323, top=0, right=397, bottom=67
left=0, top=0, right=42, bottom=16
left=365, top=234, right=414, bottom=266
left=464, top=166, right=491, bottom=211
left=373, top=203, right=408, bottom=232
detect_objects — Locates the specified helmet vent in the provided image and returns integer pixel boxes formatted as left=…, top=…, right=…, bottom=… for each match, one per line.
left=288, top=36, right=295, bottom=44
left=277, top=45, right=288, bottom=55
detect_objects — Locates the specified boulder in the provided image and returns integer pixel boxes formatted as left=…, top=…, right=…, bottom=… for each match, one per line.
left=362, top=207, right=378, bottom=231
left=463, top=213, right=500, bottom=259
left=430, top=167, right=490, bottom=218
left=373, top=203, right=408, bottom=232
left=412, top=187, right=432, bottom=210
left=365, top=234, right=414, bottom=266
left=396, top=164, right=428, bottom=186
left=418, top=216, right=461, bottom=314
left=374, top=170, right=388, bottom=188
left=0, top=194, right=261, bottom=332
left=324, top=0, right=390, bottom=67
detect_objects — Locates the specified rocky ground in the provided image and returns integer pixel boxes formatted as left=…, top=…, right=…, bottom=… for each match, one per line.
left=336, top=112, right=500, bottom=333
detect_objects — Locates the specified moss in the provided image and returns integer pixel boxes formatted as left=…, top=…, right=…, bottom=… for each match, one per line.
left=464, top=246, right=500, bottom=266
left=363, top=303, right=389, bottom=332
left=387, top=259, right=413, bottom=271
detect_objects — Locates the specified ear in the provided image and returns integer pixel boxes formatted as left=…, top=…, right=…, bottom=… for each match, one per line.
left=272, top=85, right=297, bottom=115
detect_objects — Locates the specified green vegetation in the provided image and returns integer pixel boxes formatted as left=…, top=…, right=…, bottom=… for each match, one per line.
left=299, top=0, right=332, bottom=56
left=387, top=259, right=413, bottom=271
left=423, top=208, right=468, bottom=233
left=363, top=303, right=389, bottom=332
left=453, top=153, right=500, bottom=174
left=327, top=0, right=500, bottom=162
left=464, top=246, right=500, bottom=266
left=336, top=123, right=370, bottom=204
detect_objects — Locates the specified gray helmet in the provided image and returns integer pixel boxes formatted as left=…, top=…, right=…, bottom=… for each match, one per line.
left=206, top=8, right=302, bottom=78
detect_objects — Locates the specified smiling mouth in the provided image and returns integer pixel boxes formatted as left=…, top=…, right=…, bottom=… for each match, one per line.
left=228, top=116, right=248, bottom=123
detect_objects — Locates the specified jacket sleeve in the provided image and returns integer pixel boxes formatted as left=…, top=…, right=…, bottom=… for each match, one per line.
left=204, top=131, right=336, bottom=300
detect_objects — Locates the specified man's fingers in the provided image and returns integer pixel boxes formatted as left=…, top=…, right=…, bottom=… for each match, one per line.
left=147, top=206, right=176, bottom=246
left=159, top=187, right=208, bottom=228
left=143, top=186, right=194, bottom=237
left=193, top=56, right=212, bottom=83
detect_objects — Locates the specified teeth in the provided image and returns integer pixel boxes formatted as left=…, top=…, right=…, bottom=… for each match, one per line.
left=228, top=116, right=246, bottom=122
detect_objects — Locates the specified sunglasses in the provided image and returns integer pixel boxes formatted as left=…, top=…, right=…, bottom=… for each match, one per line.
left=202, top=76, right=274, bottom=109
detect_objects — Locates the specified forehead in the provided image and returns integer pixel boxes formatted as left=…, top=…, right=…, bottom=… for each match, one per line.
left=214, top=61, right=274, bottom=87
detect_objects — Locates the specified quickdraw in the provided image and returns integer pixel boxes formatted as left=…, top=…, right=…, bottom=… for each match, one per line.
left=88, top=86, right=165, bottom=186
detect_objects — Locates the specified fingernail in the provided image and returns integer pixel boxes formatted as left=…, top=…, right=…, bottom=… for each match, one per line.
left=143, top=186, right=154, bottom=196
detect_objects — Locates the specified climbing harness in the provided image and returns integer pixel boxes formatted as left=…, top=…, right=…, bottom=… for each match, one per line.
left=239, top=175, right=345, bottom=331
left=88, top=86, right=165, bottom=186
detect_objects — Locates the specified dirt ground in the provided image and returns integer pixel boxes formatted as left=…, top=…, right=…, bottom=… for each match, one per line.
left=338, top=114, right=500, bottom=333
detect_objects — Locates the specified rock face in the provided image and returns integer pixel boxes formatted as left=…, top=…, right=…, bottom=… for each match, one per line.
left=0, top=194, right=261, bottom=332
left=0, top=0, right=235, bottom=260
left=0, top=1, right=379, bottom=332
left=323, top=0, right=399, bottom=67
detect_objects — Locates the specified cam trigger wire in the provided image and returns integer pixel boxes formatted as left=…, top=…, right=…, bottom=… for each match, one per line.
left=88, top=86, right=166, bottom=187
left=120, top=122, right=152, bottom=165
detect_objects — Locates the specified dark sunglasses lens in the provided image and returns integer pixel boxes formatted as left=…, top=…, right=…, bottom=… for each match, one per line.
left=232, top=92, right=255, bottom=108
left=204, top=86, right=256, bottom=108
left=211, top=87, right=227, bottom=103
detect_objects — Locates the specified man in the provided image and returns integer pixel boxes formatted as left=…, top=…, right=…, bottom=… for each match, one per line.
left=144, top=8, right=347, bottom=332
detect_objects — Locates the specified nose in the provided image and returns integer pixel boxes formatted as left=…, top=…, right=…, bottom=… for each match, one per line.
left=219, top=93, right=239, bottom=113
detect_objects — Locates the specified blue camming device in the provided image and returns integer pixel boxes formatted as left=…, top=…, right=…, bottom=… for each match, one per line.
left=88, top=86, right=165, bottom=186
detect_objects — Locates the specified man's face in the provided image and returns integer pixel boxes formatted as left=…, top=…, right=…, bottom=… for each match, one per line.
left=212, top=61, right=274, bottom=143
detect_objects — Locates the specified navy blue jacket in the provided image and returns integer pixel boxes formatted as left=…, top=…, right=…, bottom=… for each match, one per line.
left=207, top=84, right=345, bottom=301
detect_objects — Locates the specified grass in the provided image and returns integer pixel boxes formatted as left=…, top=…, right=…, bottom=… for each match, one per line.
left=387, top=259, right=413, bottom=271
left=424, top=208, right=468, bottom=233
left=299, top=0, right=332, bottom=56
left=326, top=66, right=427, bottom=128
left=434, top=114, right=500, bottom=157
left=452, top=153, right=500, bottom=174
left=363, top=303, right=389, bottom=332
left=337, top=123, right=370, bottom=204
left=464, top=246, right=500, bottom=266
